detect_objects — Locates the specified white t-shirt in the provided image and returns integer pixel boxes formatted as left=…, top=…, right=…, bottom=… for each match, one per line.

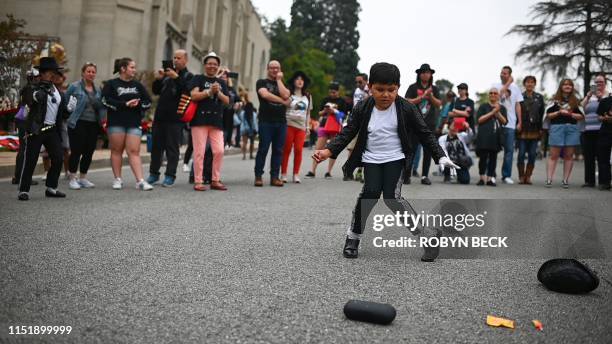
left=353, top=87, right=368, bottom=109
left=285, top=94, right=310, bottom=130
left=495, top=82, right=523, bottom=129
left=44, top=85, right=61, bottom=125
left=362, top=104, right=405, bottom=164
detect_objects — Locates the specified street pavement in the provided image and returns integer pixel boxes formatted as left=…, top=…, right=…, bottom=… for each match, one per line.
left=1, top=148, right=611, bottom=343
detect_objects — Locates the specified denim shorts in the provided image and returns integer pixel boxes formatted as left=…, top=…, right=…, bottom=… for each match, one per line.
left=548, top=123, right=580, bottom=147
left=107, top=126, right=142, bottom=136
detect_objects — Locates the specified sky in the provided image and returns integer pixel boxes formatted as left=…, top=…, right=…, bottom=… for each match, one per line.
left=251, top=0, right=560, bottom=96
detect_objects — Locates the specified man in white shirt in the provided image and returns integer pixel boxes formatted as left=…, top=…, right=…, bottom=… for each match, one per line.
left=495, top=66, right=523, bottom=184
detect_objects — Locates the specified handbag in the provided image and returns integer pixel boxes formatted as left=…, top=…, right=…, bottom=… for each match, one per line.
left=15, top=105, right=27, bottom=121
left=177, top=94, right=196, bottom=123
left=494, top=119, right=506, bottom=152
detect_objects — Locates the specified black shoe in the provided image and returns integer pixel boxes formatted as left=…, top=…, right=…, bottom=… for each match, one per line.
left=45, top=189, right=66, bottom=198
left=343, top=174, right=354, bottom=181
left=188, top=175, right=194, bottom=184
left=599, top=184, right=611, bottom=191
left=443, top=176, right=451, bottom=183
left=11, top=177, right=18, bottom=185
left=476, top=180, right=485, bottom=186
left=412, top=170, right=419, bottom=178
left=486, top=180, right=496, bottom=186
left=403, top=177, right=411, bottom=185
left=581, top=183, right=595, bottom=188
left=421, top=176, right=431, bottom=185
left=343, top=236, right=360, bottom=258
left=18, top=192, right=29, bottom=201
left=324, top=172, right=332, bottom=179
left=421, top=228, right=442, bottom=262
left=305, top=171, right=315, bottom=178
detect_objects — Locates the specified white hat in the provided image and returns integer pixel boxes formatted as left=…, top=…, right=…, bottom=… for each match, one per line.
left=203, top=51, right=221, bottom=65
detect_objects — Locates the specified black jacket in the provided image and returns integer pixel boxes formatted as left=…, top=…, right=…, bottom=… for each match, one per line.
left=152, top=68, right=193, bottom=122
left=24, top=80, right=69, bottom=136
left=326, top=96, right=446, bottom=176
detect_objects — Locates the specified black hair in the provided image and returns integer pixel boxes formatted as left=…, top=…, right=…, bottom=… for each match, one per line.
left=113, top=57, right=133, bottom=74
left=357, top=73, right=368, bottom=81
left=523, top=75, right=537, bottom=84
left=595, top=72, right=607, bottom=81
left=415, top=70, right=433, bottom=88
left=369, top=63, right=400, bottom=85
left=502, top=65, right=513, bottom=74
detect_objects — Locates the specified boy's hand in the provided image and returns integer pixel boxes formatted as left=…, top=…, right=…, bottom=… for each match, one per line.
left=312, top=149, right=332, bottom=163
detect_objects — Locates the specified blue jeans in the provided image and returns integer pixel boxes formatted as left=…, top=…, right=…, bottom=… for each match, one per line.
left=254, top=122, right=287, bottom=178
left=412, top=144, right=421, bottom=171
left=517, top=139, right=538, bottom=166
left=501, top=128, right=515, bottom=178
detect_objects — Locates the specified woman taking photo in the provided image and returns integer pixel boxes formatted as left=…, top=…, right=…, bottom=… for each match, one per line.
left=281, top=71, right=312, bottom=183
left=65, top=62, right=105, bottom=190
left=581, top=73, right=609, bottom=188
left=101, top=57, right=153, bottom=191
left=475, top=87, right=507, bottom=186
left=545, top=79, right=584, bottom=188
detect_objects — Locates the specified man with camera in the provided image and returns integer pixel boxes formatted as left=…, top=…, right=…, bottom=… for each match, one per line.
left=147, top=49, right=193, bottom=187
left=17, top=57, right=73, bottom=200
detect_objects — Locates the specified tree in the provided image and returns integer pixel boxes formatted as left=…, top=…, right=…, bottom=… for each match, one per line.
left=507, top=0, right=612, bottom=95
left=290, top=0, right=361, bottom=90
left=0, top=15, right=46, bottom=103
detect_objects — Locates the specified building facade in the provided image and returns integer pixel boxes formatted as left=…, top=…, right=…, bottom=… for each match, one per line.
left=2, top=0, right=270, bottom=102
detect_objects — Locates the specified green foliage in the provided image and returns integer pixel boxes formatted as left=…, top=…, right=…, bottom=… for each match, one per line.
left=507, top=0, right=612, bottom=95
left=290, top=0, right=361, bottom=91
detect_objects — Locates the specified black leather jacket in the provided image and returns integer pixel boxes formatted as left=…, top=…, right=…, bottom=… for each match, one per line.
left=24, top=80, right=69, bottom=135
left=325, top=96, right=446, bottom=176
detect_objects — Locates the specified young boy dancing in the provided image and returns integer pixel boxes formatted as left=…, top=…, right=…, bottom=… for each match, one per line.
left=313, top=63, right=459, bottom=260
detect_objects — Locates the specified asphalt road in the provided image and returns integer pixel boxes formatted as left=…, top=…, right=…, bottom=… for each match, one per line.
left=1, top=149, right=611, bottom=343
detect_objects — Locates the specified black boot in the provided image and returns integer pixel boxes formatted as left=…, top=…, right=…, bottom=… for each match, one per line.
left=421, top=227, right=442, bottom=262
left=343, top=236, right=360, bottom=258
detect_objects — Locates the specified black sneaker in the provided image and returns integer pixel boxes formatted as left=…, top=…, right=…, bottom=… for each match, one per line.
left=403, top=177, right=411, bottom=185
left=486, top=180, right=497, bottom=187
left=562, top=180, right=569, bottom=189
left=305, top=171, right=315, bottom=178
left=581, top=183, right=595, bottom=188
left=599, top=184, right=611, bottom=191
left=343, top=236, right=360, bottom=258
left=45, top=189, right=66, bottom=198
left=412, top=170, right=419, bottom=178
left=421, top=176, right=431, bottom=185
left=18, top=192, right=29, bottom=201
left=476, top=180, right=485, bottom=186
left=324, top=172, right=332, bottom=179
left=421, top=227, right=442, bottom=262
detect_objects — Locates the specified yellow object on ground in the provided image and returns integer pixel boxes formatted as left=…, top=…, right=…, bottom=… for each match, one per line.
left=486, top=315, right=515, bottom=329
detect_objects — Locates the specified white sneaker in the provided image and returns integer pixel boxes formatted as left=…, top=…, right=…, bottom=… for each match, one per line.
left=69, top=178, right=81, bottom=190
left=502, top=177, right=514, bottom=184
left=78, top=179, right=95, bottom=188
left=293, top=175, right=301, bottom=184
left=490, top=177, right=496, bottom=184
left=112, top=177, right=123, bottom=190
left=137, top=179, right=153, bottom=191
left=182, top=163, right=190, bottom=173
left=281, top=175, right=288, bottom=183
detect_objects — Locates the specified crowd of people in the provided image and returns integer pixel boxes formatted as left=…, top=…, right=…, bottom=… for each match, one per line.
left=9, top=52, right=612, bottom=200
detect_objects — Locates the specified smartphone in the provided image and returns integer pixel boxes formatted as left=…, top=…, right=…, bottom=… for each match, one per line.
left=590, top=84, right=597, bottom=94
left=226, top=71, right=239, bottom=79
left=162, top=60, right=174, bottom=71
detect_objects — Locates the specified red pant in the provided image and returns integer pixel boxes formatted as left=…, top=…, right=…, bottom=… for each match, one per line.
left=192, top=125, right=224, bottom=183
left=281, top=126, right=307, bottom=175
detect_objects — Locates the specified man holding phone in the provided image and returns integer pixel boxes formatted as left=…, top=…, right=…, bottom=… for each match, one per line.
left=147, top=49, right=193, bottom=187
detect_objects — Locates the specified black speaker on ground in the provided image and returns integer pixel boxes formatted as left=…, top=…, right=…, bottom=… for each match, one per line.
left=343, top=300, right=396, bottom=325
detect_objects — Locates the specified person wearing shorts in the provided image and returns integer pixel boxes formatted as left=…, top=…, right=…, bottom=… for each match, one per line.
left=545, top=79, right=584, bottom=188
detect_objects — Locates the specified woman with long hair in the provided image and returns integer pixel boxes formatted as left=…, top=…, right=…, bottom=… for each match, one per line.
left=545, top=79, right=584, bottom=188
left=281, top=71, right=312, bottom=183
left=65, top=62, right=105, bottom=189
left=239, top=90, right=257, bottom=160
left=101, top=57, right=153, bottom=190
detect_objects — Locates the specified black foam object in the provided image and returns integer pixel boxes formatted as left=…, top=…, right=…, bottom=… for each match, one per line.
left=343, top=300, right=396, bottom=325
left=538, top=259, right=599, bottom=294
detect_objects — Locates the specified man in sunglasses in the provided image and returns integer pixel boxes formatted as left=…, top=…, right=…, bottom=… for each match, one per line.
left=17, top=57, right=73, bottom=200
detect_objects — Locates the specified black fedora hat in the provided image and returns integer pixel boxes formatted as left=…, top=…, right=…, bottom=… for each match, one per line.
left=34, top=57, right=64, bottom=72
left=415, top=63, right=435, bottom=74
left=538, top=258, right=599, bottom=294
left=288, top=70, right=311, bottom=89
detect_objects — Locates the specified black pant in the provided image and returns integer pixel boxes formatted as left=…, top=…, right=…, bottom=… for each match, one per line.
left=350, top=159, right=418, bottom=236
left=477, top=149, right=497, bottom=177
left=19, top=129, right=63, bottom=192
left=597, top=132, right=611, bottom=186
left=13, top=121, right=26, bottom=182
left=184, top=129, right=193, bottom=164
left=68, top=120, right=99, bottom=174
left=421, top=149, right=432, bottom=177
left=150, top=121, right=183, bottom=178
left=582, top=131, right=599, bottom=185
